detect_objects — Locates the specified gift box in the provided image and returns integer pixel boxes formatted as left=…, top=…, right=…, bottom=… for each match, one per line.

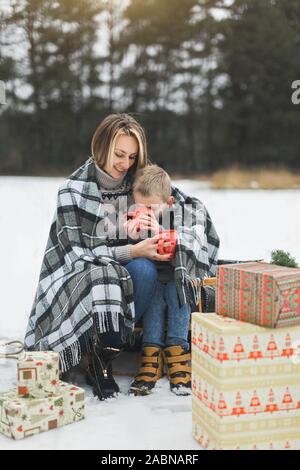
left=191, top=312, right=300, bottom=450
left=17, top=351, right=60, bottom=397
left=0, top=381, right=85, bottom=440
left=216, top=262, right=300, bottom=328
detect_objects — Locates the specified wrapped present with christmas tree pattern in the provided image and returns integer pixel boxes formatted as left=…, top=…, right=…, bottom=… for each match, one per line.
left=0, top=381, right=85, bottom=440
left=17, top=351, right=60, bottom=397
left=191, top=312, right=300, bottom=450
left=216, top=262, right=300, bottom=328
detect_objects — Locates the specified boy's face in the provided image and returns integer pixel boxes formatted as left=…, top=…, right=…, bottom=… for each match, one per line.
left=133, top=191, right=174, bottom=219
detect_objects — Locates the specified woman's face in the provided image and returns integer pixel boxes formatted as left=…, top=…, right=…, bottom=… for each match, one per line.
left=104, top=134, right=139, bottom=179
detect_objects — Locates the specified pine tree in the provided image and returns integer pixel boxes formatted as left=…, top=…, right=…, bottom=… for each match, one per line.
left=99, top=0, right=127, bottom=113
left=215, top=0, right=300, bottom=169
left=117, top=0, right=203, bottom=171
left=180, top=0, right=224, bottom=172
left=1, top=0, right=104, bottom=172
left=0, top=4, right=19, bottom=110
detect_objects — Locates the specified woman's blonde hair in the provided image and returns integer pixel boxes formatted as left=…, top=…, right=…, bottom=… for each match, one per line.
left=133, top=165, right=172, bottom=202
left=91, top=113, right=148, bottom=173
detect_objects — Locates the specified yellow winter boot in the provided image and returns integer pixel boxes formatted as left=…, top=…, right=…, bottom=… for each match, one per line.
left=163, top=345, right=191, bottom=396
left=129, top=345, right=164, bottom=396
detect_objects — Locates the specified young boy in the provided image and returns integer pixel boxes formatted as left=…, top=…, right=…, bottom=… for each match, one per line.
left=126, top=165, right=192, bottom=396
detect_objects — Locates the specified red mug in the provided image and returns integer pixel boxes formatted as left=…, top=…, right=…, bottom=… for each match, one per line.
left=157, top=230, right=177, bottom=258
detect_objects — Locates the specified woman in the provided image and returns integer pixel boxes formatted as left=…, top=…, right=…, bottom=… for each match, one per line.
left=24, top=113, right=220, bottom=400
left=24, top=114, right=172, bottom=400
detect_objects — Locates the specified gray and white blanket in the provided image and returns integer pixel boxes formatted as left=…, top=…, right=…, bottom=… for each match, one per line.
left=24, top=158, right=135, bottom=371
left=24, top=157, right=219, bottom=371
left=170, top=187, right=220, bottom=308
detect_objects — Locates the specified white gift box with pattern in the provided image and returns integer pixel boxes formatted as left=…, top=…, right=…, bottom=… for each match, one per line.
left=17, top=351, right=60, bottom=397
left=191, top=312, right=300, bottom=450
left=0, top=381, right=85, bottom=440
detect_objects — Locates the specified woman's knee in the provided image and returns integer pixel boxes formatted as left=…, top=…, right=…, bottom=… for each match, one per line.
left=125, top=257, right=158, bottom=282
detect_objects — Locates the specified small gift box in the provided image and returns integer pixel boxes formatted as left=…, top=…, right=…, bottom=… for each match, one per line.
left=0, top=381, right=85, bottom=440
left=17, top=351, right=60, bottom=397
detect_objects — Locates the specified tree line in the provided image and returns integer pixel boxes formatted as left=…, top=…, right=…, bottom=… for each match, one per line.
left=1, top=0, right=300, bottom=175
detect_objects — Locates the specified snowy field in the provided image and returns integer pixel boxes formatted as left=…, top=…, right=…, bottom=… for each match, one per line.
left=0, top=176, right=300, bottom=450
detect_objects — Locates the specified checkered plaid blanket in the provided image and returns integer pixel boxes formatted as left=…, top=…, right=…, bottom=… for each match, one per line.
left=24, top=157, right=219, bottom=371
left=24, top=157, right=135, bottom=371
left=171, top=187, right=220, bottom=309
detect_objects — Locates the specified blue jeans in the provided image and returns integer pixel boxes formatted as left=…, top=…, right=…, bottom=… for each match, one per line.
left=125, top=258, right=158, bottom=324
left=101, top=258, right=158, bottom=348
left=126, top=259, right=191, bottom=350
left=102, top=258, right=190, bottom=350
left=142, top=279, right=191, bottom=350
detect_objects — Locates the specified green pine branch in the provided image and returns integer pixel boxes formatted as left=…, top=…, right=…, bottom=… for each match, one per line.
left=270, top=250, right=299, bottom=268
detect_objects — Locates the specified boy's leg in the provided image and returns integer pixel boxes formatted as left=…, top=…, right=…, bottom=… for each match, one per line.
left=142, top=279, right=166, bottom=348
left=164, top=280, right=191, bottom=350
left=163, top=280, right=192, bottom=396
left=129, top=280, right=166, bottom=395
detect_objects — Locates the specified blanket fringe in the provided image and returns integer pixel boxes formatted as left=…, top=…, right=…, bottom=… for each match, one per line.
left=59, top=311, right=126, bottom=373
left=58, top=330, right=91, bottom=373
left=175, top=271, right=203, bottom=311
left=30, top=311, right=133, bottom=373
left=94, top=310, right=121, bottom=334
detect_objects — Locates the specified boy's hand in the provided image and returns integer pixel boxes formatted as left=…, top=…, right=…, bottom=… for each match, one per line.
left=130, top=234, right=173, bottom=261
left=137, top=211, right=160, bottom=235
left=123, top=216, right=141, bottom=240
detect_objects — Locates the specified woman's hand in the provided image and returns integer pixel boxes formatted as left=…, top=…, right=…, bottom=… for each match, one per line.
left=123, top=216, right=141, bottom=240
left=130, top=234, right=173, bottom=261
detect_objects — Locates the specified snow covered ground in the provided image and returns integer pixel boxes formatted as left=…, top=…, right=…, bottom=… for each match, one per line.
left=0, top=176, right=300, bottom=450
left=0, top=357, right=198, bottom=450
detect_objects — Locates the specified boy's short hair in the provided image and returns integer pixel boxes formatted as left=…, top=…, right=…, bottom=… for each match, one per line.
left=133, top=164, right=172, bottom=202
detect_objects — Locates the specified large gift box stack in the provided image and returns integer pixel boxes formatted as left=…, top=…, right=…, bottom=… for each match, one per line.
left=0, top=351, right=85, bottom=440
left=192, top=262, right=300, bottom=450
